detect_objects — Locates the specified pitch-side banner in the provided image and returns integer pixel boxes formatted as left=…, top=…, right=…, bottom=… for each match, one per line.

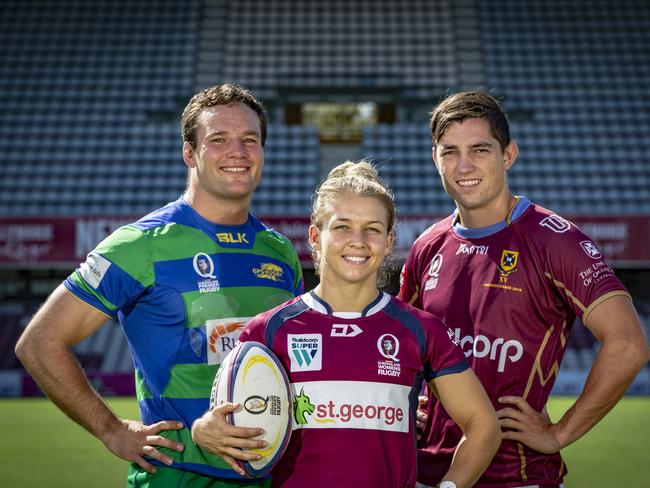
left=1, top=215, right=649, bottom=267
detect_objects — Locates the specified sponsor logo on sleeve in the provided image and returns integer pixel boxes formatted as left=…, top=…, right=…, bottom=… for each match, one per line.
left=579, top=261, right=617, bottom=287
left=377, top=333, right=401, bottom=377
left=424, top=253, right=443, bottom=291
left=288, top=334, right=322, bottom=372
left=79, top=252, right=112, bottom=289
left=291, top=381, right=410, bottom=433
left=193, top=252, right=220, bottom=293
left=580, top=240, right=602, bottom=259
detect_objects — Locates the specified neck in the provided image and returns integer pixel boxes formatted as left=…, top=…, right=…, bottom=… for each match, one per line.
left=313, top=278, right=380, bottom=314
left=184, top=188, right=251, bottom=226
left=457, top=192, right=517, bottom=228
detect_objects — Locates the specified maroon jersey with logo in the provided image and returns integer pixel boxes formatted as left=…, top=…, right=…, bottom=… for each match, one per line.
left=240, top=291, right=468, bottom=488
left=399, top=197, right=629, bottom=487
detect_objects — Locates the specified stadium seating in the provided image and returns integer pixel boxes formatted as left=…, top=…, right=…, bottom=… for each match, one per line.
left=480, top=0, right=650, bottom=214
left=198, top=0, right=459, bottom=99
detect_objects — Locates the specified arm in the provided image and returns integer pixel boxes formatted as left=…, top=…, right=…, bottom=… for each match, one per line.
left=431, top=369, right=501, bottom=488
left=191, top=403, right=267, bottom=476
left=498, top=295, right=650, bottom=452
left=15, top=285, right=183, bottom=473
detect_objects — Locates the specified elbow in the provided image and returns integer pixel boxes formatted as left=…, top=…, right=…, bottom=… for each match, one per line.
left=14, top=333, right=28, bottom=364
left=489, top=415, right=503, bottom=453
left=629, top=339, right=650, bottom=373
left=15, top=329, right=41, bottom=370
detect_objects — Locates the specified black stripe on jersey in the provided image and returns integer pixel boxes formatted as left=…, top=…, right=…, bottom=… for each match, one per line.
left=382, top=300, right=426, bottom=358
left=264, top=299, right=310, bottom=346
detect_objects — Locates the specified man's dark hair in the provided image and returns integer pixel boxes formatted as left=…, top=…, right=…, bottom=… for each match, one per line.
left=181, top=83, right=267, bottom=148
left=429, top=90, right=510, bottom=151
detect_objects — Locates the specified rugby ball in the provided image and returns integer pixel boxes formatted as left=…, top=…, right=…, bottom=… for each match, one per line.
left=210, top=341, right=292, bottom=478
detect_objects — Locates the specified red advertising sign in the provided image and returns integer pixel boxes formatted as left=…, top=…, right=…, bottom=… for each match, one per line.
left=1, top=215, right=649, bottom=268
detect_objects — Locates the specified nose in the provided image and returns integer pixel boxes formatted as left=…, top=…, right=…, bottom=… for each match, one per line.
left=456, top=152, right=474, bottom=174
left=348, top=228, right=368, bottom=246
left=226, top=140, right=246, bottom=158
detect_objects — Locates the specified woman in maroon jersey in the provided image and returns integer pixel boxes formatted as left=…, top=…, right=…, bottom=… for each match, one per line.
left=193, top=160, right=501, bottom=488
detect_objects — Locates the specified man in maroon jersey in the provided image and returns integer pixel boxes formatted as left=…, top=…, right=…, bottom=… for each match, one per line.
left=399, top=90, right=650, bottom=488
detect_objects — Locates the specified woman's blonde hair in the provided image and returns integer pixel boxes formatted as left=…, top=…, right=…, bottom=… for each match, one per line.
left=311, top=160, right=396, bottom=284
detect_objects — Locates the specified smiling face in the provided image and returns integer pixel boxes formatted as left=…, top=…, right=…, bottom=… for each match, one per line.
left=433, top=117, right=518, bottom=227
left=309, top=192, right=394, bottom=289
left=183, top=102, right=264, bottom=208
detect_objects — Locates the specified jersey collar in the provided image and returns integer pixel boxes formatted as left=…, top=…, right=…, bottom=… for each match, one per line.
left=451, top=196, right=532, bottom=239
left=302, top=290, right=391, bottom=318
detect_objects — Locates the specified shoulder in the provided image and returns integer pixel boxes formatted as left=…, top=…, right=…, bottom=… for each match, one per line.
left=413, top=215, right=453, bottom=246
left=250, top=214, right=299, bottom=259
left=406, top=215, right=453, bottom=263
left=252, top=295, right=306, bottom=326
left=517, top=203, right=597, bottom=249
left=385, top=296, right=447, bottom=330
left=243, top=295, right=307, bottom=344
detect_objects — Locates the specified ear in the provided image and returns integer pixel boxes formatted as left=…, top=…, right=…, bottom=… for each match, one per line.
left=385, top=230, right=396, bottom=255
left=308, top=224, right=321, bottom=251
left=503, top=140, right=519, bottom=171
left=432, top=146, right=442, bottom=174
left=182, top=141, right=197, bottom=169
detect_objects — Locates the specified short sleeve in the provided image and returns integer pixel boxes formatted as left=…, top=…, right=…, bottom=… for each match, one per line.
left=64, top=225, right=155, bottom=317
left=398, top=245, right=422, bottom=308
left=239, top=314, right=267, bottom=344
left=538, top=217, right=629, bottom=323
left=422, top=316, right=469, bottom=382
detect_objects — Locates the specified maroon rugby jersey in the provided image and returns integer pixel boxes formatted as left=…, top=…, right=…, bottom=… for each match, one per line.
left=240, top=291, right=468, bottom=488
left=398, top=197, right=630, bottom=487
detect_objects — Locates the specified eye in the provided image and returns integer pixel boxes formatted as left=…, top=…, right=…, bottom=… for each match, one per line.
left=333, top=224, right=350, bottom=231
left=212, top=137, right=226, bottom=143
left=366, top=226, right=382, bottom=233
left=243, top=137, right=259, bottom=145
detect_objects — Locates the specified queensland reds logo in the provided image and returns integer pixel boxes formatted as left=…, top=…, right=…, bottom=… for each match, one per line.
left=428, top=253, right=443, bottom=277
left=377, top=334, right=400, bottom=362
left=193, top=252, right=216, bottom=278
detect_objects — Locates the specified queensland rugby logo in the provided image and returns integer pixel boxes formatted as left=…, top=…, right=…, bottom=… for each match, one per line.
left=425, top=253, right=443, bottom=291
left=377, top=333, right=401, bottom=377
left=193, top=252, right=220, bottom=293
left=253, top=262, right=285, bottom=282
left=193, top=252, right=216, bottom=278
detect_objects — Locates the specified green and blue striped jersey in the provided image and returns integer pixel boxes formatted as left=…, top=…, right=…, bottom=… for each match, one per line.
left=65, top=196, right=302, bottom=481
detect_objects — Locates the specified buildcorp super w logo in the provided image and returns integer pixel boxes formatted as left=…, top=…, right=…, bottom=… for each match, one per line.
left=288, top=334, right=322, bottom=372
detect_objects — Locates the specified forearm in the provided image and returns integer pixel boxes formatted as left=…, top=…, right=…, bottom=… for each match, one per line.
left=555, top=338, right=648, bottom=448
left=442, top=418, right=501, bottom=488
left=17, top=336, right=121, bottom=443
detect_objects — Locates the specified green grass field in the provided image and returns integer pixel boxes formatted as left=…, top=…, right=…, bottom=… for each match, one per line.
left=0, top=396, right=648, bottom=487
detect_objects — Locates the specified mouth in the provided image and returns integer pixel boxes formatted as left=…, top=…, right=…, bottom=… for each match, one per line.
left=343, top=255, right=370, bottom=265
left=457, top=179, right=481, bottom=187
left=220, top=165, right=250, bottom=173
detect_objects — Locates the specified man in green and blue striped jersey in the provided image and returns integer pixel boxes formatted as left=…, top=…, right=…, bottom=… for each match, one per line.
left=16, top=83, right=303, bottom=487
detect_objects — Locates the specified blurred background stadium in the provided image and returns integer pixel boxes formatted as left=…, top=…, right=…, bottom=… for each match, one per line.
left=1, top=0, right=649, bottom=399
